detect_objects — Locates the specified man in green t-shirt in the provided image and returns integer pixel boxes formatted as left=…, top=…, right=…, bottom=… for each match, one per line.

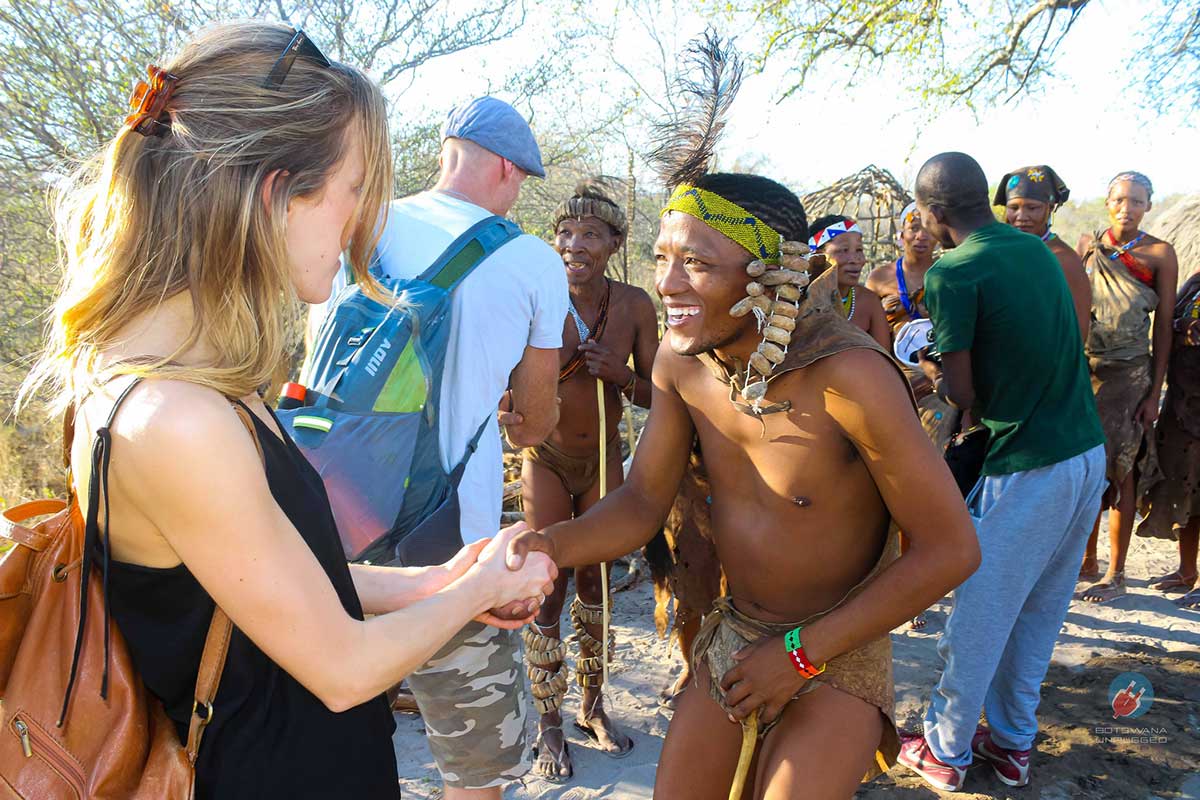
left=896, top=152, right=1106, bottom=793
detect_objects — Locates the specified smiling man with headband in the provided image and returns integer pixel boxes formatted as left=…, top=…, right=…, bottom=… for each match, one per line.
left=499, top=33, right=978, bottom=799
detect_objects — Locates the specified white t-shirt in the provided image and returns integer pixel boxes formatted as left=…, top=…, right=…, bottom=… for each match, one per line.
left=316, top=191, right=567, bottom=544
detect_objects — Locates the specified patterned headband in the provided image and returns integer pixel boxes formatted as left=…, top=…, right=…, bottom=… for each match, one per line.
left=660, top=184, right=783, bottom=264
left=898, top=201, right=919, bottom=228
left=553, top=195, right=627, bottom=236
left=1108, top=171, right=1153, bottom=200
left=808, top=218, right=861, bottom=252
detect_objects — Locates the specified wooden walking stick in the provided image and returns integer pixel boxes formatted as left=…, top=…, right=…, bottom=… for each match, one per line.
left=596, top=378, right=611, bottom=689
left=730, top=710, right=758, bottom=800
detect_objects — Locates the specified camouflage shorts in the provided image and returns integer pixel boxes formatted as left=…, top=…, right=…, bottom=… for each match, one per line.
left=406, top=621, right=530, bottom=788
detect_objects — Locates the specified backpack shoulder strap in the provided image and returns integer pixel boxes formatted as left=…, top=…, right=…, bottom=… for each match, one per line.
left=416, top=215, right=522, bottom=291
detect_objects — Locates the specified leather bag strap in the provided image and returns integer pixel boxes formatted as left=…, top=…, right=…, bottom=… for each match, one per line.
left=183, top=401, right=265, bottom=763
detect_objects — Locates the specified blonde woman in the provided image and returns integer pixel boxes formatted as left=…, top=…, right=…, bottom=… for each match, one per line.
left=21, top=22, right=554, bottom=799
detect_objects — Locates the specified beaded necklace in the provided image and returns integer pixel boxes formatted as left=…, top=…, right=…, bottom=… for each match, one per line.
left=895, top=258, right=921, bottom=320
left=567, top=277, right=610, bottom=342
left=1105, top=229, right=1146, bottom=260
left=841, top=287, right=856, bottom=321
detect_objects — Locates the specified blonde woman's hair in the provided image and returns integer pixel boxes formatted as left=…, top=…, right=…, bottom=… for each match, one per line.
left=21, top=21, right=393, bottom=413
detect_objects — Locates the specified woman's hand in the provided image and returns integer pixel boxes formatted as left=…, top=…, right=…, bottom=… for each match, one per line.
left=1135, top=393, right=1160, bottom=428
left=461, top=523, right=556, bottom=628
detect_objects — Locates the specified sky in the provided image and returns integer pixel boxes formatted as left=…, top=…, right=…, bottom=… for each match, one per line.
left=389, top=0, right=1198, bottom=201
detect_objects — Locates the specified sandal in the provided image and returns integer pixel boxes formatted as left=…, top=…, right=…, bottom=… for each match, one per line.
left=1076, top=573, right=1126, bottom=604
left=1149, top=571, right=1197, bottom=592
left=574, top=717, right=635, bottom=758
left=532, top=729, right=573, bottom=783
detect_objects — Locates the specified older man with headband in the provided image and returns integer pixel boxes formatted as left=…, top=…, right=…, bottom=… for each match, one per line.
left=519, top=180, right=657, bottom=782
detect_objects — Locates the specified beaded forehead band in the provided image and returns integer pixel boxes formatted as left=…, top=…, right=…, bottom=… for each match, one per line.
left=807, top=218, right=861, bottom=252
left=661, top=184, right=783, bottom=265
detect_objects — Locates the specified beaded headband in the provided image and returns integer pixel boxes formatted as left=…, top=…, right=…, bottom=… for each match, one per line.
left=661, top=184, right=783, bottom=265
left=807, top=218, right=861, bottom=252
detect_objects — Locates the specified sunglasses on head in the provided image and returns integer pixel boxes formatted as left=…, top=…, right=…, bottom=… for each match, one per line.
left=263, top=29, right=331, bottom=90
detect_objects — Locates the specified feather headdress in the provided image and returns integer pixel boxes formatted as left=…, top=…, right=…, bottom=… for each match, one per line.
left=646, top=29, right=743, bottom=189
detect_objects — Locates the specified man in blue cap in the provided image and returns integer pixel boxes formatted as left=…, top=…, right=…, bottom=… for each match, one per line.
left=373, top=96, right=566, bottom=799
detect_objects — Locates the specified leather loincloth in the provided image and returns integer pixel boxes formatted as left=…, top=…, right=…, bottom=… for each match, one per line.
left=690, top=529, right=901, bottom=782
left=523, top=433, right=622, bottom=498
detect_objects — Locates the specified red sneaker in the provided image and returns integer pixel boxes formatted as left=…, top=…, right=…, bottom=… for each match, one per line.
left=972, top=726, right=1031, bottom=787
left=897, top=734, right=966, bottom=792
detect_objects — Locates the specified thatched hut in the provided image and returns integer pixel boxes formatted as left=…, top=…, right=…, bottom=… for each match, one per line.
left=1146, top=194, right=1200, bottom=287
left=801, top=165, right=913, bottom=269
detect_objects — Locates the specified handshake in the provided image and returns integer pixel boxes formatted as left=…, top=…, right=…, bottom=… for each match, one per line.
left=441, top=522, right=558, bottom=629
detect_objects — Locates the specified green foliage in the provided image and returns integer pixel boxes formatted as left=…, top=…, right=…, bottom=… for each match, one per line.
left=715, top=0, right=1199, bottom=117
left=720, top=0, right=1092, bottom=107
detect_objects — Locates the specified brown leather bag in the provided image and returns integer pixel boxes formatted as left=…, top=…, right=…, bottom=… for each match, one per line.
left=0, top=379, right=251, bottom=798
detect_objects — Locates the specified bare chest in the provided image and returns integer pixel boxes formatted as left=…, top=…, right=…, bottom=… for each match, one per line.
left=678, top=366, right=868, bottom=506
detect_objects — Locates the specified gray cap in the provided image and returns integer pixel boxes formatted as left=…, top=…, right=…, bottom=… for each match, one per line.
left=442, top=96, right=545, bottom=178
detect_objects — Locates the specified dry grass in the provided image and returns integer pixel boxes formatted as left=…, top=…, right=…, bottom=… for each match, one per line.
left=1147, top=194, right=1200, bottom=286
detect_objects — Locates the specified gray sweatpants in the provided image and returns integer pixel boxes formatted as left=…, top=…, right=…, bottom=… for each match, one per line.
left=924, top=444, right=1105, bottom=766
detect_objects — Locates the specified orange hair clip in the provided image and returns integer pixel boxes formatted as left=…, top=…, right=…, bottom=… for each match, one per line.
left=126, top=65, right=179, bottom=137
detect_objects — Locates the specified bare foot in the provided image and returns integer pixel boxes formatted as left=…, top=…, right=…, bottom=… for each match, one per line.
left=1076, top=572, right=1126, bottom=603
left=908, top=613, right=928, bottom=630
left=575, top=696, right=634, bottom=757
left=532, top=722, right=572, bottom=783
left=1149, top=571, right=1197, bottom=592
left=1078, top=557, right=1102, bottom=583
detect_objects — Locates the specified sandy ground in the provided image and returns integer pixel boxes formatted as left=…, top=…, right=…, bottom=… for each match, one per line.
left=393, top=528, right=1200, bottom=800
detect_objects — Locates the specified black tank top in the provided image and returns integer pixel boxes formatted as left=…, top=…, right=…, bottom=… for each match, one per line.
left=106, top=400, right=399, bottom=799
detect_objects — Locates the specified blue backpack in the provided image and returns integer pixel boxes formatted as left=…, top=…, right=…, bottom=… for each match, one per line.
left=278, top=215, right=521, bottom=566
